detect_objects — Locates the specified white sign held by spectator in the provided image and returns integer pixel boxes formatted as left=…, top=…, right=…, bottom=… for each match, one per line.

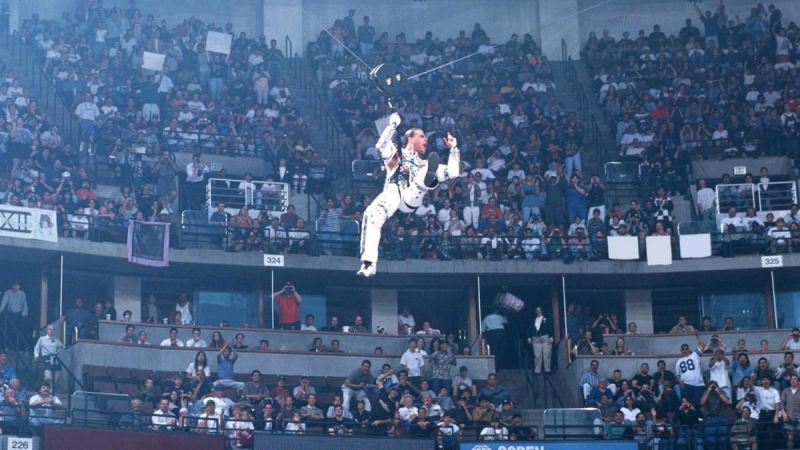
left=761, top=255, right=783, bottom=268
left=0, top=204, right=58, bottom=243
left=646, top=236, right=672, bottom=266
left=206, top=31, right=232, bottom=55
left=733, top=166, right=747, bottom=176
left=141, top=51, right=165, bottom=72
left=608, top=236, right=639, bottom=260
left=679, top=234, right=712, bottom=259
left=263, top=254, right=284, bottom=267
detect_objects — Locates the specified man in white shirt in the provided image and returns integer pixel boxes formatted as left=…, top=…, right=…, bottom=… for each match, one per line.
left=695, top=179, right=716, bottom=220
left=186, top=328, right=207, bottom=348
left=151, top=398, right=176, bottom=430
left=34, top=325, right=64, bottom=382
left=238, top=173, right=257, bottom=206
left=160, top=328, right=185, bottom=347
left=398, top=306, right=416, bottom=333
left=414, top=197, right=436, bottom=218
left=400, top=338, right=425, bottom=386
left=482, top=309, right=509, bottom=370
left=755, top=377, right=781, bottom=423
left=74, top=93, right=100, bottom=136
left=720, top=207, right=744, bottom=233
left=480, top=417, right=509, bottom=440
left=185, top=152, right=210, bottom=209
left=784, top=328, right=800, bottom=351
left=197, top=400, right=221, bottom=434
left=437, top=199, right=452, bottom=225
left=300, top=314, right=317, bottom=331
left=29, top=383, right=64, bottom=427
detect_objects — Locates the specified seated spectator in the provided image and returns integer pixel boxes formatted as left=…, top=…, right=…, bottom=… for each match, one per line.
left=160, top=327, right=184, bottom=347
left=293, top=375, right=316, bottom=406
left=321, top=315, right=342, bottom=332
left=479, top=416, right=509, bottom=441
left=477, top=373, right=509, bottom=410
left=243, top=370, right=270, bottom=407
left=783, top=328, right=800, bottom=350
left=327, top=339, right=343, bottom=353
left=348, top=315, right=369, bottom=334
left=300, top=314, right=317, bottom=331
left=186, top=328, right=208, bottom=348
left=669, top=316, right=695, bottom=335
left=150, top=398, right=176, bottom=431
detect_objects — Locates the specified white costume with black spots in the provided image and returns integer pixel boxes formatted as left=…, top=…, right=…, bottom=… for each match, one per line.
left=359, top=117, right=460, bottom=267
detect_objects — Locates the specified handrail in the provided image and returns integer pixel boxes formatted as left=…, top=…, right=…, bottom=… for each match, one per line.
left=284, top=35, right=293, bottom=60
left=560, top=38, right=567, bottom=62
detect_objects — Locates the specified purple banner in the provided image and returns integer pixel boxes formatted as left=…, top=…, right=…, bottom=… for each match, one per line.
left=127, top=221, right=170, bottom=267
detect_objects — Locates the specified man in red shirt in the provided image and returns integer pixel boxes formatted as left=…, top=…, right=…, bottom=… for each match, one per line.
left=272, top=282, right=302, bottom=329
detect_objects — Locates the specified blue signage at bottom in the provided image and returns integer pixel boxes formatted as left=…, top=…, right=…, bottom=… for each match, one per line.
left=460, top=441, right=638, bottom=450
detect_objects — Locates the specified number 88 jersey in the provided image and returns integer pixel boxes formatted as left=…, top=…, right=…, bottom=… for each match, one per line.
left=676, top=349, right=704, bottom=386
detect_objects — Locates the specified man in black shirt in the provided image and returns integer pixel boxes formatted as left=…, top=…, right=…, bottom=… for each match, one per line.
left=632, top=363, right=654, bottom=390
left=369, top=389, right=399, bottom=434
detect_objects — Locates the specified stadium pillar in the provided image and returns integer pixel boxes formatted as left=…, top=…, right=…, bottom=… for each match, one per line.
left=39, top=264, right=48, bottom=329
left=113, top=276, right=142, bottom=323
left=466, top=285, right=479, bottom=347
left=624, top=289, right=654, bottom=333
left=369, top=288, right=398, bottom=335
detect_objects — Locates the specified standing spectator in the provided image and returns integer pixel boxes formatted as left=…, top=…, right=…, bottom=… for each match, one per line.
left=400, top=338, right=425, bottom=387
left=74, top=93, right=100, bottom=137
left=341, top=360, right=374, bottom=414
left=175, top=292, right=193, bottom=325
left=430, top=340, right=456, bottom=395
left=215, top=342, right=244, bottom=391
left=0, top=281, right=28, bottom=338
left=481, top=308, right=508, bottom=370
left=700, top=381, right=731, bottom=449
left=779, top=374, right=800, bottom=449
left=527, top=305, right=553, bottom=374
left=33, top=324, right=63, bottom=383
left=63, top=297, right=92, bottom=343
left=676, top=340, right=705, bottom=407
left=184, top=152, right=209, bottom=210
left=696, top=179, right=716, bottom=220
left=272, top=281, right=302, bottom=330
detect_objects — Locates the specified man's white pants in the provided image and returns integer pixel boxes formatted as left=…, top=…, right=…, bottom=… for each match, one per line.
left=360, top=183, right=426, bottom=263
left=463, top=206, right=480, bottom=228
left=341, top=385, right=371, bottom=412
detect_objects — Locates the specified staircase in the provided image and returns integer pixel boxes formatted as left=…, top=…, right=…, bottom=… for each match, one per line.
left=0, top=33, right=80, bottom=147
left=281, top=56, right=352, bottom=197
left=550, top=59, right=616, bottom=180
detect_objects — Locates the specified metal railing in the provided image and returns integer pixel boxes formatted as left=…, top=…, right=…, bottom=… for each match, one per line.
left=206, top=178, right=290, bottom=215
left=715, top=181, right=797, bottom=216
left=604, top=161, right=641, bottom=184
left=8, top=31, right=79, bottom=147
left=161, top=129, right=270, bottom=159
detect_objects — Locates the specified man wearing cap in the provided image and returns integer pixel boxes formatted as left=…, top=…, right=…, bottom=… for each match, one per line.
left=341, top=360, right=375, bottom=414
left=437, top=412, right=460, bottom=449
left=272, top=282, right=302, bottom=330
left=357, top=113, right=460, bottom=277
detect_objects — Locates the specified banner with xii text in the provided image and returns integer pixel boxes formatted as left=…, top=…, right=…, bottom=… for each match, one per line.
left=0, top=204, right=58, bottom=243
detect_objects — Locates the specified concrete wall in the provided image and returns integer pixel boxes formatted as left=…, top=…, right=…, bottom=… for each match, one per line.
left=609, top=328, right=794, bottom=357
left=572, top=350, right=793, bottom=386
left=100, top=320, right=434, bottom=355
left=60, top=340, right=496, bottom=386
